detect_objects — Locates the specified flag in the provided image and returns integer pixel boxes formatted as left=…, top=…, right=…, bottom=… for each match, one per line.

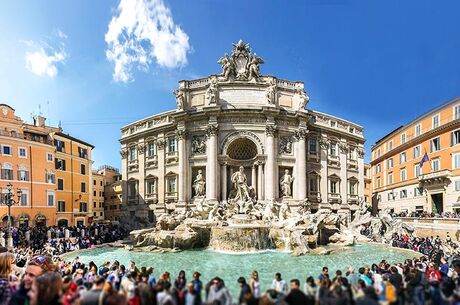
left=419, top=152, right=430, bottom=168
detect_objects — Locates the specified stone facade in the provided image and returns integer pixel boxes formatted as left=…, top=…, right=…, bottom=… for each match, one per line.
left=120, top=41, right=366, bottom=227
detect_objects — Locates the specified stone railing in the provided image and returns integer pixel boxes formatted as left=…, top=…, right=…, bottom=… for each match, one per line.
left=418, top=170, right=451, bottom=182
left=276, top=79, right=297, bottom=90
left=187, top=78, right=209, bottom=89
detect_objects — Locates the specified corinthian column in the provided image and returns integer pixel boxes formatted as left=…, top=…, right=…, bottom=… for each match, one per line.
left=177, top=129, right=187, bottom=204
left=257, top=162, right=264, bottom=201
left=294, top=128, right=308, bottom=200
left=265, top=123, right=277, bottom=201
left=206, top=123, right=219, bottom=202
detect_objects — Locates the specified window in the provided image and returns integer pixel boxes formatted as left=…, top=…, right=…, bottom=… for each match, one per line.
left=57, top=179, right=64, bottom=191
left=330, top=121, right=336, bottom=127
left=166, top=176, right=177, bottom=194
left=1, top=164, right=13, bottom=180
left=453, top=153, right=460, bottom=169
left=415, top=124, right=421, bottom=137
left=432, top=114, right=440, bottom=129
left=414, top=164, right=422, bottom=177
left=18, top=148, right=27, bottom=158
left=46, top=172, right=55, bottom=184
left=47, top=153, right=53, bottom=162
left=455, top=105, right=460, bottom=120
left=414, top=187, right=423, bottom=197
left=376, top=177, right=381, bottom=188
left=432, top=158, right=440, bottom=172
left=168, top=138, right=176, bottom=154
left=1, top=145, right=11, bottom=156
left=377, top=149, right=381, bottom=158
left=17, top=189, right=28, bottom=206
left=93, top=180, right=96, bottom=185
left=148, top=143, right=156, bottom=157
left=348, top=180, right=358, bottom=195
left=401, top=133, right=406, bottom=144
left=400, top=189, right=407, bottom=198
left=54, top=140, right=65, bottom=152
left=128, top=147, right=137, bottom=161
left=93, top=202, right=96, bottom=208
left=81, top=182, right=86, bottom=193
left=388, top=173, right=393, bottom=185
left=388, top=141, right=393, bottom=151
left=413, top=145, right=421, bottom=158
left=400, top=152, right=407, bottom=164
left=47, top=191, right=55, bottom=207
left=387, top=192, right=394, bottom=201
left=78, top=147, right=87, bottom=158
left=80, top=164, right=86, bottom=175
left=430, top=137, right=440, bottom=152
left=348, top=147, right=356, bottom=160
left=349, top=127, right=354, bottom=133
left=17, top=167, right=29, bottom=181
left=146, top=179, right=156, bottom=194
left=309, top=139, right=317, bottom=154
left=309, top=175, right=318, bottom=193
left=93, top=190, right=96, bottom=196
left=376, top=164, right=381, bottom=174
left=451, top=130, right=460, bottom=146
left=455, top=180, right=460, bottom=192
left=79, top=202, right=87, bottom=212
left=55, top=159, right=66, bottom=171
left=400, top=168, right=406, bottom=181
left=387, top=158, right=393, bottom=168
left=57, top=201, right=65, bottom=212
left=127, top=180, right=138, bottom=198
left=329, top=180, right=338, bottom=194
left=329, top=141, right=337, bottom=156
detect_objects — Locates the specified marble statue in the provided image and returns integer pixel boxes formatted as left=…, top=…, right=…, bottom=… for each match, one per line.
left=278, top=201, right=291, bottom=222
left=266, top=80, right=277, bottom=104
left=192, top=137, right=206, bottom=155
left=193, top=170, right=206, bottom=197
left=205, top=80, right=218, bottom=104
left=280, top=169, right=294, bottom=197
left=279, top=137, right=293, bottom=154
left=217, top=53, right=234, bottom=81
left=294, top=88, right=309, bottom=111
left=247, top=53, right=264, bottom=80
left=229, top=166, right=255, bottom=213
left=173, top=88, right=185, bottom=110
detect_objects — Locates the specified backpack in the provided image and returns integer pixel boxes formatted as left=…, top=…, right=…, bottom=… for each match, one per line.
left=386, top=283, right=397, bottom=303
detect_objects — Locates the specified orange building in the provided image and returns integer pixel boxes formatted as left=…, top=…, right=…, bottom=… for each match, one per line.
left=53, top=133, right=94, bottom=226
left=0, top=104, right=59, bottom=227
left=371, top=97, right=460, bottom=214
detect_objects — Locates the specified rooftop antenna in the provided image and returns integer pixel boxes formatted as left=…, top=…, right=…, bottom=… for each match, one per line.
left=46, top=100, right=50, bottom=125
left=38, top=104, right=42, bottom=116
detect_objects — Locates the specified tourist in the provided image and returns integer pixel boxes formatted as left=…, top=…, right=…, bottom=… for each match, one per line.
left=246, top=271, right=259, bottom=301
left=179, top=282, right=197, bottom=305
left=191, top=272, right=202, bottom=304
left=206, top=277, right=231, bottom=305
left=358, top=267, right=372, bottom=286
left=80, top=276, right=106, bottom=305
left=237, top=277, right=251, bottom=305
left=285, top=279, right=311, bottom=305
left=303, top=276, right=317, bottom=303
left=27, top=272, right=62, bottom=305
left=0, top=252, right=15, bottom=305
left=271, top=273, right=288, bottom=295
left=318, top=267, right=329, bottom=282
left=8, top=258, right=46, bottom=305
left=157, top=281, right=176, bottom=305
left=174, top=270, right=187, bottom=304
left=356, top=286, right=379, bottom=305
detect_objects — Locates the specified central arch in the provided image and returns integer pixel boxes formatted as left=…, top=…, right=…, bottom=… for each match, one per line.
left=227, top=138, right=258, bottom=160
left=220, top=130, right=264, bottom=156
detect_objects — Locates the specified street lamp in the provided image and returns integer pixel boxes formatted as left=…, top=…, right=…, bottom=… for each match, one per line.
left=2, top=183, right=21, bottom=247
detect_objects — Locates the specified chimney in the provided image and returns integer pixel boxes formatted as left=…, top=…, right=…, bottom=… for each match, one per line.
left=36, top=116, right=46, bottom=127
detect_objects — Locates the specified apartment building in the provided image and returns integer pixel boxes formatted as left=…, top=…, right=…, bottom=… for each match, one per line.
left=371, top=98, right=460, bottom=214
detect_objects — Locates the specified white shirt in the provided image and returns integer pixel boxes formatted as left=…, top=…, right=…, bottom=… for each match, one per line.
left=271, top=279, right=288, bottom=294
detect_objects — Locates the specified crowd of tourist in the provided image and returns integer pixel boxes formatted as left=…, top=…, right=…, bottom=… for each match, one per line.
left=0, top=224, right=458, bottom=304
left=394, top=211, right=460, bottom=219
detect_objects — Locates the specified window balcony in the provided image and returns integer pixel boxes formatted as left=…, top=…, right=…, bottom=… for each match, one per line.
left=347, top=194, right=359, bottom=203
left=328, top=192, right=342, bottom=203
left=307, top=191, right=321, bottom=202
left=327, top=155, right=340, bottom=168
left=145, top=155, right=158, bottom=168
left=127, top=195, right=139, bottom=205
left=307, top=151, right=320, bottom=162
left=166, top=151, right=178, bottom=164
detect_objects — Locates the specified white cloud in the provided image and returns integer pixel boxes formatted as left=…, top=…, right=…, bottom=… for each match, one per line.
left=24, top=30, right=67, bottom=78
left=105, top=0, right=191, bottom=83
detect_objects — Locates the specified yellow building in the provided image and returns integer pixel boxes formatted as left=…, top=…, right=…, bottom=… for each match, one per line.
left=103, top=173, right=122, bottom=222
left=371, top=97, right=460, bottom=214
left=92, top=171, right=105, bottom=222
left=93, top=165, right=120, bottom=222
left=53, top=133, right=94, bottom=226
left=0, top=104, right=59, bottom=226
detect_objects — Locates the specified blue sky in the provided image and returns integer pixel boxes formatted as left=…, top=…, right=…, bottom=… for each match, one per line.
left=1, top=0, right=460, bottom=169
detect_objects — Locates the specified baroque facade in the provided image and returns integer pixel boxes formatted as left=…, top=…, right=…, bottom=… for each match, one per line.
left=371, top=97, right=460, bottom=214
left=120, top=41, right=365, bottom=226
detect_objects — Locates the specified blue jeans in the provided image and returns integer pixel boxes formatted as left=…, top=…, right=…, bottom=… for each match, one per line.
left=413, top=286, right=425, bottom=305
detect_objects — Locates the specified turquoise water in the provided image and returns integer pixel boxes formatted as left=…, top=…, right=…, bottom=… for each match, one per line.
left=65, top=244, right=414, bottom=299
